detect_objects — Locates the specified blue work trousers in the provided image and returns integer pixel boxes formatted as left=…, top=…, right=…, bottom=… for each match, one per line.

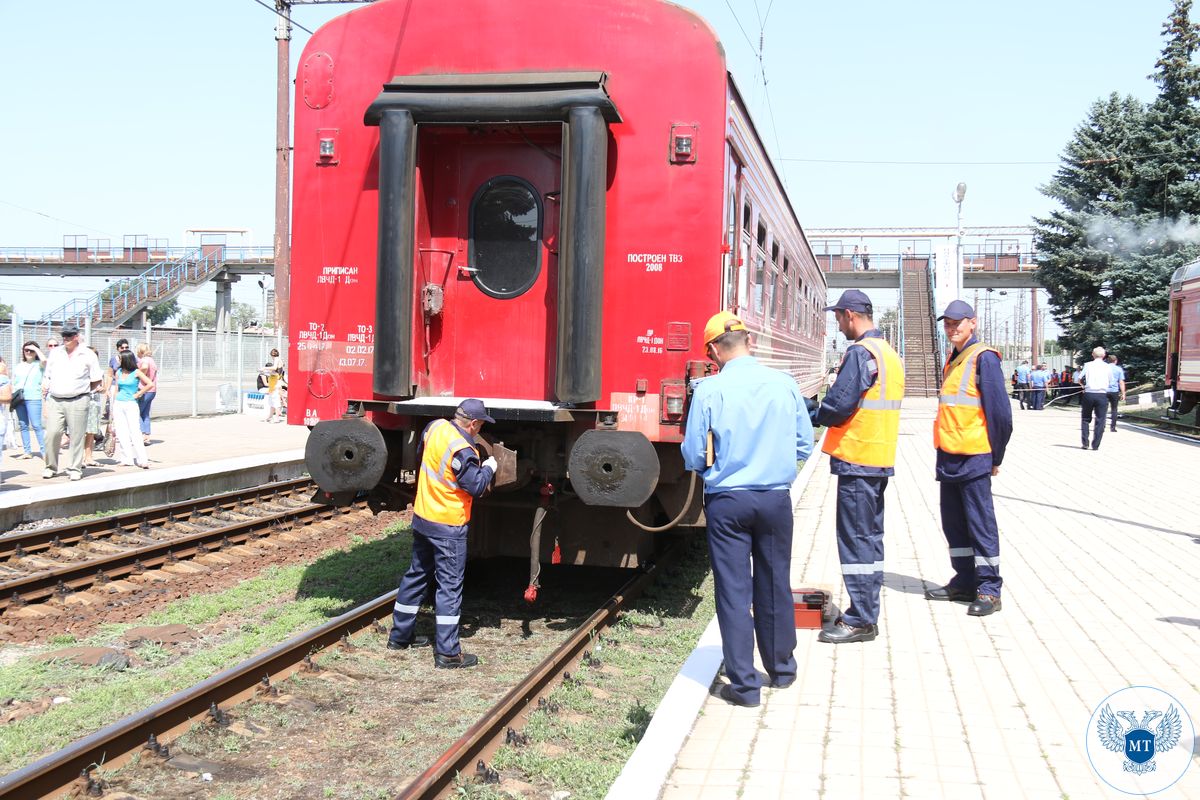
left=389, top=532, right=468, bottom=656
left=835, top=475, right=887, bottom=628
left=1029, top=388, right=1045, bottom=410
left=705, top=489, right=797, bottom=706
left=939, top=474, right=1002, bottom=597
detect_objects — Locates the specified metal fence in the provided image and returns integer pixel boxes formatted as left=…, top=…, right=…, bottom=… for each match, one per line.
left=2, top=320, right=288, bottom=419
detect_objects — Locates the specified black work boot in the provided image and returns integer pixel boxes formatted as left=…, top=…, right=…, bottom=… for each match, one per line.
left=434, top=651, right=479, bottom=669
left=387, top=635, right=431, bottom=650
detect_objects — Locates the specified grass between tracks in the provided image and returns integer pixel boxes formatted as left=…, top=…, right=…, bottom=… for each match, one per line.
left=459, top=537, right=716, bottom=800
left=0, top=526, right=414, bottom=774
left=0, top=525, right=719, bottom=800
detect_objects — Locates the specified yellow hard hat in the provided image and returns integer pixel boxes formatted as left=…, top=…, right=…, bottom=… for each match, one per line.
left=703, top=311, right=747, bottom=345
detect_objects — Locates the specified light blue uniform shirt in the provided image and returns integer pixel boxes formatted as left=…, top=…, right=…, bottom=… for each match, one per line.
left=681, top=355, right=814, bottom=493
left=1015, top=364, right=1031, bottom=382
left=1107, top=365, right=1125, bottom=393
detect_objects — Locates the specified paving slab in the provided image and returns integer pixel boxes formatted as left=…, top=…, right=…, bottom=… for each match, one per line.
left=618, top=397, right=1200, bottom=799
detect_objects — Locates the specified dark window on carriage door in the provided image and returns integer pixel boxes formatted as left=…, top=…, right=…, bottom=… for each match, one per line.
left=467, top=176, right=543, bottom=299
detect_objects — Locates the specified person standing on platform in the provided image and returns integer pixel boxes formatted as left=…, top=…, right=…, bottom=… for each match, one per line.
left=812, top=290, right=904, bottom=644
left=135, top=343, right=158, bottom=446
left=862, top=246, right=871, bottom=271
left=1105, top=354, right=1125, bottom=432
left=111, top=351, right=154, bottom=469
left=682, top=311, right=814, bottom=706
left=388, top=399, right=498, bottom=669
left=1028, top=363, right=1050, bottom=410
left=12, top=342, right=47, bottom=459
left=1076, top=347, right=1113, bottom=450
left=41, top=324, right=102, bottom=481
left=1015, top=360, right=1031, bottom=410
left=925, top=301, right=1012, bottom=617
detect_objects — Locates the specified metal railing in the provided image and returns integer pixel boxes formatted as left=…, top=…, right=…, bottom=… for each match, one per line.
left=39, top=248, right=233, bottom=326
left=815, top=252, right=1039, bottom=273
left=0, top=246, right=273, bottom=263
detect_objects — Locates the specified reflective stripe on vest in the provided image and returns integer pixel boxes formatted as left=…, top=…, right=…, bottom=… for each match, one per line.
left=821, top=337, right=905, bottom=468
left=413, top=418, right=476, bottom=526
left=934, top=342, right=998, bottom=455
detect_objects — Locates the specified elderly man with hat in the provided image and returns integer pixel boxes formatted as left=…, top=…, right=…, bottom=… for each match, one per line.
left=925, top=300, right=1012, bottom=617
left=682, top=311, right=814, bottom=707
left=388, top=399, right=499, bottom=668
left=40, top=323, right=102, bottom=481
left=813, top=289, right=904, bottom=643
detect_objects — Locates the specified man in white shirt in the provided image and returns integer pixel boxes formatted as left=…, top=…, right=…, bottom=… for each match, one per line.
left=41, top=324, right=102, bottom=480
left=1075, top=346, right=1114, bottom=451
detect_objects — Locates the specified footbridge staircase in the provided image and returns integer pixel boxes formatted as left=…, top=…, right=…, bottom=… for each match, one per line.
left=40, top=247, right=231, bottom=328
left=900, top=260, right=942, bottom=397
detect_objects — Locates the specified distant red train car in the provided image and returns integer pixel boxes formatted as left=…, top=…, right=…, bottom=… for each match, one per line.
left=292, top=0, right=826, bottom=566
left=1167, top=259, right=1200, bottom=419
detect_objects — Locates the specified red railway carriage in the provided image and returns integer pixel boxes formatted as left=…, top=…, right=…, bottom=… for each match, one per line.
left=293, top=0, right=826, bottom=566
left=1167, top=260, right=1200, bottom=420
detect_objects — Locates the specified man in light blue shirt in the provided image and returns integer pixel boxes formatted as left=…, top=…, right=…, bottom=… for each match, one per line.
left=682, top=311, right=814, bottom=708
left=1105, top=354, right=1126, bottom=432
left=1015, top=360, right=1031, bottom=410
left=1028, top=364, right=1051, bottom=410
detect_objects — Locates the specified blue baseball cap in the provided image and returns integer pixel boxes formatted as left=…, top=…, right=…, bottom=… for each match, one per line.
left=456, top=398, right=495, bottom=424
left=824, top=289, right=872, bottom=313
left=937, top=300, right=977, bottom=321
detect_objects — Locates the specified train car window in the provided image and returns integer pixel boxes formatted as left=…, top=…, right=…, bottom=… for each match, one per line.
left=468, top=176, right=543, bottom=299
left=780, top=273, right=789, bottom=326
left=769, top=269, right=779, bottom=321
left=753, top=254, right=766, bottom=315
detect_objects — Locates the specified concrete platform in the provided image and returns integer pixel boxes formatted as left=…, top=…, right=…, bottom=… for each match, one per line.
left=613, top=397, right=1200, bottom=799
left=0, top=414, right=309, bottom=531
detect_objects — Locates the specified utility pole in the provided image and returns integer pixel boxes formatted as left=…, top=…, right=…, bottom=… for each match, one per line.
left=1030, top=288, right=1039, bottom=364
left=267, top=1, right=373, bottom=338
left=273, top=1, right=292, bottom=338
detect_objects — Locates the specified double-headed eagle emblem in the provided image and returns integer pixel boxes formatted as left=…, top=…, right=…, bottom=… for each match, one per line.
left=1096, top=704, right=1183, bottom=775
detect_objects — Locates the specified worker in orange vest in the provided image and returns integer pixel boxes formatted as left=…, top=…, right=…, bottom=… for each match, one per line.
left=388, top=399, right=497, bottom=668
left=925, top=301, right=1012, bottom=617
left=813, top=290, right=904, bottom=644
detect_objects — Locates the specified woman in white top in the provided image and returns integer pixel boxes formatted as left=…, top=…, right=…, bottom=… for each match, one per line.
left=12, top=341, right=47, bottom=458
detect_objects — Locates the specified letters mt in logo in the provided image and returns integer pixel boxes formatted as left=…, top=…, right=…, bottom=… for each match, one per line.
left=1095, top=703, right=1183, bottom=776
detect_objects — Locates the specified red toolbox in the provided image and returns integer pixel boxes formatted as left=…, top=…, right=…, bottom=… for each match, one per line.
left=792, top=588, right=831, bottom=629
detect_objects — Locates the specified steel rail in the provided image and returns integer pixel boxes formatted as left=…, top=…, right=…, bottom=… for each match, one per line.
left=0, top=582, right=395, bottom=800
left=398, top=542, right=684, bottom=799
left=1116, top=413, right=1200, bottom=439
left=0, top=477, right=314, bottom=559
left=0, top=502, right=358, bottom=609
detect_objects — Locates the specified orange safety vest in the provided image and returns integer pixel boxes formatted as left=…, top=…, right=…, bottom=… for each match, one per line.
left=413, top=418, right=477, bottom=526
left=934, top=342, right=999, bottom=455
left=822, top=337, right=905, bottom=468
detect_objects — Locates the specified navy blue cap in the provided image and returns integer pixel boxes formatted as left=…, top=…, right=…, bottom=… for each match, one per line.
left=824, top=289, right=872, bottom=313
left=457, top=398, right=495, bottom=424
left=937, top=300, right=977, bottom=321
left=61, top=323, right=80, bottom=337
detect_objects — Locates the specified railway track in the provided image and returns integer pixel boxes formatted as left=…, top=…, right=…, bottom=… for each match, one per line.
left=1117, top=412, right=1200, bottom=439
left=0, top=478, right=352, bottom=612
left=0, top=540, right=683, bottom=799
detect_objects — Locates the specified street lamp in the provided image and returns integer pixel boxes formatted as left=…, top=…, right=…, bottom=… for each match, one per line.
left=953, top=182, right=967, bottom=300
left=258, top=279, right=269, bottom=328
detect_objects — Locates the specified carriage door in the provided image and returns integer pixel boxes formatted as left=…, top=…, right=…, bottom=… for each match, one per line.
left=418, top=125, right=560, bottom=399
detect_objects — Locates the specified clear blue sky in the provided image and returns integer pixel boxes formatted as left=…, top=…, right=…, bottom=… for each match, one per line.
left=0, top=0, right=1174, bottom=319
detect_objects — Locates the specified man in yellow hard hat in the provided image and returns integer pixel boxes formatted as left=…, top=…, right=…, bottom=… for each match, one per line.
left=682, top=310, right=814, bottom=708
